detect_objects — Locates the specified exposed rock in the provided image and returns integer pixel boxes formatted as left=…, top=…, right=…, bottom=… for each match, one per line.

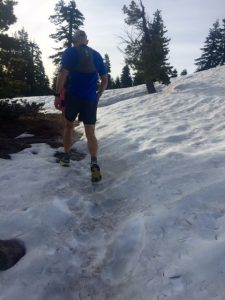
left=0, top=239, right=26, bottom=271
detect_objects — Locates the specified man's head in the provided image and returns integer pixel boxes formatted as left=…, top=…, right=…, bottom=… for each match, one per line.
left=72, top=30, right=88, bottom=46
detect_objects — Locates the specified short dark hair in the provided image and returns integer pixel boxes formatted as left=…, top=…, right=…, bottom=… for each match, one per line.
left=73, top=30, right=87, bottom=42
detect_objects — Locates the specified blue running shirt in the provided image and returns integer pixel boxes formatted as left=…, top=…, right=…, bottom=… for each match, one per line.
left=61, top=45, right=107, bottom=101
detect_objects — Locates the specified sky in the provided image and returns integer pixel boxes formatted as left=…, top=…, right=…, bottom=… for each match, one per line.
left=8, top=0, right=225, bottom=83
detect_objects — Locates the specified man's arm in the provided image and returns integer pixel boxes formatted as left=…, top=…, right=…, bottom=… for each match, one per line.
left=55, top=68, right=69, bottom=94
left=54, top=68, right=69, bottom=110
left=97, top=74, right=108, bottom=100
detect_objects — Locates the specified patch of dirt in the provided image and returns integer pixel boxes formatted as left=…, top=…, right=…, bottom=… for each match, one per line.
left=0, top=113, right=85, bottom=161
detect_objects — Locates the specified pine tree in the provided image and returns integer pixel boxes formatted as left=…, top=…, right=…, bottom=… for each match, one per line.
left=0, top=28, right=50, bottom=97
left=219, top=19, right=225, bottom=65
left=16, top=28, right=35, bottom=93
left=170, top=68, right=178, bottom=78
left=110, top=77, right=115, bottom=89
left=133, top=71, right=145, bottom=86
left=0, top=0, right=17, bottom=32
left=180, top=69, right=187, bottom=76
left=0, top=34, right=23, bottom=97
left=122, top=0, right=155, bottom=93
left=120, top=65, right=133, bottom=87
left=49, top=0, right=85, bottom=65
left=0, top=2, right=49, bottom=97
left=16, top=30, right=50, bottom=96
left=114, top=77, right=121, bottom=89
left=104, top=53, right=113, bottom=89
left=195, top=20, right=222, bottom=71
left=51, top=67, right=60, bottom=90
left=0, top=30, right=31, bottom=97
left=146, top=9, right=172, bottom=84
left=104, top=53, right=111, bottom=73
left=31, top=42, right=50, bottom=95
left=122, top=1, right=173, bottom=93
left=0, top=0, right=18, bottom=97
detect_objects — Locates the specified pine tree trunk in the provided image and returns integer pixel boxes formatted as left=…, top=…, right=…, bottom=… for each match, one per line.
left=68, top=10, right=73, bottom=47
left=146, top=79, right=156, bottom=94
left=140, top=0, right=151, bottom=44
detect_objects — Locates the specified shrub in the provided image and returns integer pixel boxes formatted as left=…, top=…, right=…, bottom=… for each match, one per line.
left=0, top=99, right=45, bottom=121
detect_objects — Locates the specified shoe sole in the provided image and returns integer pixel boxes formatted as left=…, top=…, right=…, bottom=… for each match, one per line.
left=60, top=161, right=70, bottom=167
left=91, top=165, right=102, bottom=182
left=92, top=175, right=102, bottom=183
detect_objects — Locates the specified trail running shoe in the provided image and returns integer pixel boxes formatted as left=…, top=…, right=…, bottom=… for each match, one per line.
left=91, top=163, right=102, bottom=183
left=59, top=153, right=70, bottom=167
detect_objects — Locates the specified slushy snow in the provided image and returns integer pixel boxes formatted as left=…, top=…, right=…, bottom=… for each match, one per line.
left=1, top=66, right=225, bottom=300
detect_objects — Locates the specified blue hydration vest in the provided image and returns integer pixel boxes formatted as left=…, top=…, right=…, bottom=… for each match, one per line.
left=61, top=45, right=107, bottom=101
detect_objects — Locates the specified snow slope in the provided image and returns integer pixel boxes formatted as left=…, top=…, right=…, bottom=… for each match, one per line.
left=1, top=66, right=225, bottom=300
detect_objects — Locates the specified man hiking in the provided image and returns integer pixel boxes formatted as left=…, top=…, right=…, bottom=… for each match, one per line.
left=54, top=30, right=108, bottom=182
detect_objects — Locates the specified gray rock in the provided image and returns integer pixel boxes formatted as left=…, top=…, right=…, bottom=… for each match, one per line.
left=0, top=239, right=26, bottom=271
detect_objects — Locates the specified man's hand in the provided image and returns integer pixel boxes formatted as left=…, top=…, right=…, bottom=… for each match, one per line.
left=54, top=68, right=69, bottom=110
left=54, top=96, right=63, bottom=110
left=97, top=74, right=108, bottom=102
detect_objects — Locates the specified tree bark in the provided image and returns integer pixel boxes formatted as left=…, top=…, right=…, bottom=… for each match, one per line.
left=146, top=79, right=156, bottom=94
left=140, top=0, right=151, bottom=43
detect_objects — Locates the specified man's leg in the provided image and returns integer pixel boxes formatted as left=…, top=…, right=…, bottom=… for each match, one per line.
left=84, top=124, right=98, bottom=159
left=60, top=118, right=74, bottom=167
left=63, top=118, right=74, bottom=153
left=84, top=124, right=102, bottom=182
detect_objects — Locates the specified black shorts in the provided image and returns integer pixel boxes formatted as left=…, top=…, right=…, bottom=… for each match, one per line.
left=64, top=95, right=98, bottom=124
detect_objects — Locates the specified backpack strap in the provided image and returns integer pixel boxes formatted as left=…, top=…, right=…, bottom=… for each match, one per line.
left=74, top=46, right=97, bottom=73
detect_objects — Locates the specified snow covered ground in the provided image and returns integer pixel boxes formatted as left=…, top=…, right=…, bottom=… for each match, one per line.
left=1, top=66, right=225, bottom=300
